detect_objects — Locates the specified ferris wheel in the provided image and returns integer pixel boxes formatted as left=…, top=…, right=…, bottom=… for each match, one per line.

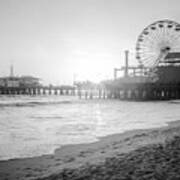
left=136, top=20, right=180, bottom=67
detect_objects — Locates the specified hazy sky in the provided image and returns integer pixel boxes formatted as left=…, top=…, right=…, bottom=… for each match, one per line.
left=0, top=0, right=180, bottom=84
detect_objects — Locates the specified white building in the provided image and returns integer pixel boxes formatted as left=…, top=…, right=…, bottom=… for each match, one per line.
left=0, top=76, right=40, bottom=88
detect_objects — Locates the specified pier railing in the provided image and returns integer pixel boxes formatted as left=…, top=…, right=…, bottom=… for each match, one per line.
left=0, top=86, right=75, bottom=96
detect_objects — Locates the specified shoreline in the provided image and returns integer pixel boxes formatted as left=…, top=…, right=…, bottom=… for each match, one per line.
left=0, top=120, right=180, bottom=179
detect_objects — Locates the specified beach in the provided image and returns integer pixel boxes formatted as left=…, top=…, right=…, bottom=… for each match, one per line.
left=0, top=120, right=180, bottom=180
left=1, top=0, right=180, bottom=179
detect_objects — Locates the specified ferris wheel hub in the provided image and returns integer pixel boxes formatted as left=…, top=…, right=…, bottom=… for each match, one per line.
left=161, top=46, right=171, bottom=53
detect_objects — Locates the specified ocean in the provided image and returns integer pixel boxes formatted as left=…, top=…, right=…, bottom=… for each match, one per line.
left=0, top=95, right=180, bottom=161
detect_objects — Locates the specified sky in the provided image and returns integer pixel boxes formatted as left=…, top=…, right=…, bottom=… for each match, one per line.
left=0, top=0, right=180, bottom=85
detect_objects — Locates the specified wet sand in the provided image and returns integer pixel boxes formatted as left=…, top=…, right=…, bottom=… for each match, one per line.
left=0, top=120, right=180, bottom=180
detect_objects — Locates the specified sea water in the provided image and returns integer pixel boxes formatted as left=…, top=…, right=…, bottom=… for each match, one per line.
left=0, top=95, right=180, bottom=160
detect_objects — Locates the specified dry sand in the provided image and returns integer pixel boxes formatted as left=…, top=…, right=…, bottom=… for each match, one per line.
left=0, top=120, right=180, bottom=180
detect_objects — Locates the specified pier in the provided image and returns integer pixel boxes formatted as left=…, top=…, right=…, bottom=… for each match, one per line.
left=103, top=82, right=180, bottom=101
left=0, top=86, right=75, bottom=96
left=1, top=19, right=180, bottom=102
left=1, top=78, right=180, bottom=101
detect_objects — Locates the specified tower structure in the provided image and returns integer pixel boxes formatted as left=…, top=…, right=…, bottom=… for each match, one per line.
left=10, top=64, right=14, bottom=77
left=124, top=50, right=129, bottom=77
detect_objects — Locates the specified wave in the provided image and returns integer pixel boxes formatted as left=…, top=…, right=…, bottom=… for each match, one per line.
left=168, top=100, right=180, bottom=104
left=0, top=100, right=72, bottom=108
left=30, top=115, right=63, bottom=120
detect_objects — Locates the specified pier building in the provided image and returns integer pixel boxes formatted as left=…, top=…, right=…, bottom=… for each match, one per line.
left=0, top=66, right=75, bottom=96
left=101, top=20, right=180, bottom=100
left=0, top=76, right=40, bottom=88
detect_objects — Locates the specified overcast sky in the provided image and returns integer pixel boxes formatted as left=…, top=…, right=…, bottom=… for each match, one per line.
left=0, top=0, right=179, bottom=84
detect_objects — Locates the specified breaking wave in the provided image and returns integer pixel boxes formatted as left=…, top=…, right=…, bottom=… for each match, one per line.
left=0, top=100, right=73, bottom=107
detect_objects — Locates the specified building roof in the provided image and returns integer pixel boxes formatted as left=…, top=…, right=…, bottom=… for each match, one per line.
left=165, top=52, right=180, bottom=59
left=0, top=76, right=40, bottom=81
left=20, top=76, right=40, bottom=80
left=0, top=77, right=19, bottom=80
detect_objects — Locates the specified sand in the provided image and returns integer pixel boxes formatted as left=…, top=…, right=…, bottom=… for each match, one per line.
left=0, top=120, right=180, bottom=180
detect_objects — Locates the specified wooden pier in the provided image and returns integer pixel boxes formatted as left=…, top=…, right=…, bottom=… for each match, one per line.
left=0, top=86, right=75, bottom=96
left=103, top=82, right=180, bottom=101
left=1, top=83, right=180, bottom=101
left=74, top=81, right=180, bottom=101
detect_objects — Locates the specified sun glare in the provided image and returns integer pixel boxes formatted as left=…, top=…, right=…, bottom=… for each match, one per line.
left=72, top=54, right=113, bottom=83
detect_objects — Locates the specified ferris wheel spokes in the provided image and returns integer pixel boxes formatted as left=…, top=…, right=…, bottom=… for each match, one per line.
left=135, top=20, right=180, bottom=68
